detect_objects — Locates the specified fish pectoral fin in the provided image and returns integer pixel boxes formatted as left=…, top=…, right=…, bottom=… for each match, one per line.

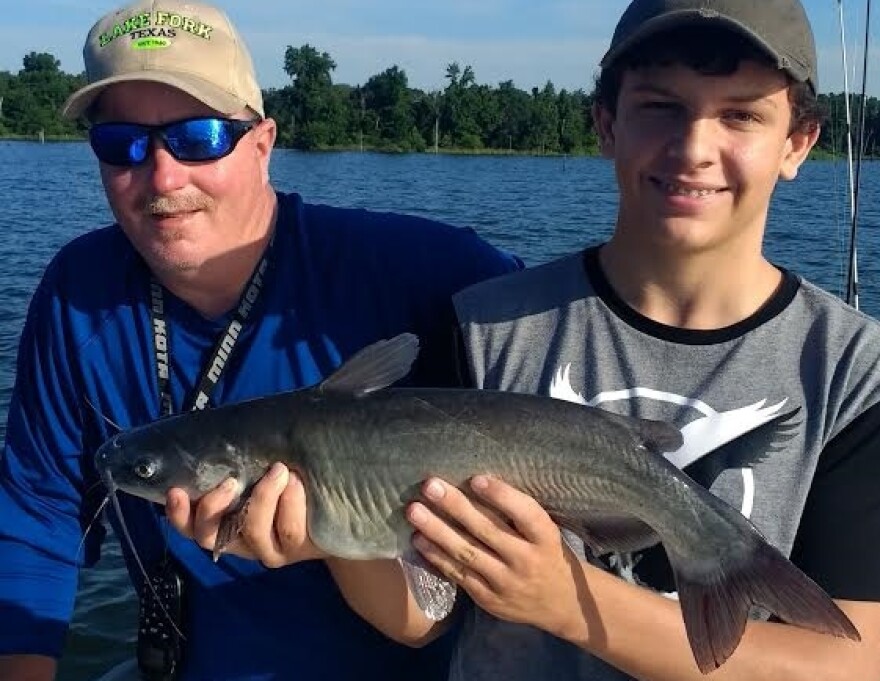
left=212, top=500, right=250, bottom=562
left=549, top=511, right=660, bottom=557
left=319, top=334, right=419, bottom=397
left=400, top=550, right=457, bottom=621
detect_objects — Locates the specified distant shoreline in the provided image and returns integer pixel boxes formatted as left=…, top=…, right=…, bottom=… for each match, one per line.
left=1, top=135, right=874, bottom=161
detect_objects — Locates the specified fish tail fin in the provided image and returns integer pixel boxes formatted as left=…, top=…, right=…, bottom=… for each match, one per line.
left=668, top=536, right=860, bottom=673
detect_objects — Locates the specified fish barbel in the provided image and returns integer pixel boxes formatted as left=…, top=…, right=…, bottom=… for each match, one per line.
left=95, top=333, right=860, bottom=673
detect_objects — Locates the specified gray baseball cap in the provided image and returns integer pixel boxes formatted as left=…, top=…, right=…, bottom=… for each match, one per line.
left=600, top=0, right=818, bottom=93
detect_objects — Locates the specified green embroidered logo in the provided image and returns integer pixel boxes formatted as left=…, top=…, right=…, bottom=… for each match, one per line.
left=133, top=38, right=172, bottom=50
left=98, top=11, right=214, bottom=48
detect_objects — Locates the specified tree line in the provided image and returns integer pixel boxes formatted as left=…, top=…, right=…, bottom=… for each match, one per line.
left=1, top=47, right=878, bottom=158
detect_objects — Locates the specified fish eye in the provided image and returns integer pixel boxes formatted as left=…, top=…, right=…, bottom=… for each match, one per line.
left=112, top=437, right=122, bottom=449
left=134, top=458, right=158, bottom=480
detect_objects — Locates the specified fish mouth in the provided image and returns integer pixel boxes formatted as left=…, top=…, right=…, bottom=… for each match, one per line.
left=95, top=437, right=122, bottom=493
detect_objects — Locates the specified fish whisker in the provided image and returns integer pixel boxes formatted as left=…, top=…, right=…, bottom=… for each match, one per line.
left=107, top=486, right=186, bottom=641
left=76, top=494, right=111, bottom=563
left=83, top=395, right=123, bottom=433
left=83, top=477, right=109, bottom=501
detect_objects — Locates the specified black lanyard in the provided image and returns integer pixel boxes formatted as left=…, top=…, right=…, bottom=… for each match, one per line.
left=148, top=240, right=272, bottom=416
left=140, top=241, right=273, bottom=681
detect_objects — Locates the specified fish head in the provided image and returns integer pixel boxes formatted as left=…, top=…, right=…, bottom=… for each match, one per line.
left=95, top=419, right=254, bottom=505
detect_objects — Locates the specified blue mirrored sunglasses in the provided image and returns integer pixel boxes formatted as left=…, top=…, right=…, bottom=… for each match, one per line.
left=89, top=117, right=258, bottom=167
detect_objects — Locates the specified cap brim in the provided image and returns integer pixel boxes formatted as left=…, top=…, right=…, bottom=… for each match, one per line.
left=599, top=11, right=812, bottom=88
left=61, top=71, right=255, bottom=120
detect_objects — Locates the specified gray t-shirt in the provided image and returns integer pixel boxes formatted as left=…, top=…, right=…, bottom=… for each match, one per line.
left=450, top=248, right=880, bottom=681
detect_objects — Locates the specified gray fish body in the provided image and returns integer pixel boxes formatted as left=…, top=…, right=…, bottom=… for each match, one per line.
left=101, top=387, right=706, bottom=557
left=95, top=333, right=860, bottom=673
left=280, top=388, right=718, bottom=562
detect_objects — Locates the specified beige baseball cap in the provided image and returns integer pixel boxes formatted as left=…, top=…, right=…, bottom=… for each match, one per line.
left=62, top=0, right=264, bottom=120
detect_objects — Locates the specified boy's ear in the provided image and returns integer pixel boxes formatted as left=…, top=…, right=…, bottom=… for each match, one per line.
left=780, top=122, right=821, bottom=181
left=592, top=102, right=616, bottom=159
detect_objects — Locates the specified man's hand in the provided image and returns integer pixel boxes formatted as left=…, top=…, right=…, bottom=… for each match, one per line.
left=165, top=462, right=328, bottom=567
left=406, top=475, right=587, bottom=640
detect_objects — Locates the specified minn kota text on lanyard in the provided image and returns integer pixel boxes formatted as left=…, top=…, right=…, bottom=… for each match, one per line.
left=148, top=238, right=273, bottom=417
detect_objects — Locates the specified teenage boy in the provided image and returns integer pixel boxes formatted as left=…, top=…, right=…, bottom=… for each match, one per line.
left=404, top=1, right=880, bottom=679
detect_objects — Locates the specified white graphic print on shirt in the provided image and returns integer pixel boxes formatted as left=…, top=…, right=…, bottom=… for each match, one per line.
left=549, top=363, right=793, bottom=594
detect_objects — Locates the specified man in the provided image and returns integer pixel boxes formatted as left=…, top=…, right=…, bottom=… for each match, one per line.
left=0, top=1, right=518, bottom=680
left=402, top=1, right=880, bottom=680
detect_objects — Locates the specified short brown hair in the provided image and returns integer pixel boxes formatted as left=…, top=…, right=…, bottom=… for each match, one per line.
left=594, top=26, right=825, bottom=134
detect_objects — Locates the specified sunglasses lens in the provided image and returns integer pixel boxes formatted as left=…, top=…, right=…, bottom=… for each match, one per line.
left=89, top=124, right=150, bottom=166
left=164, top=119, right=236, bottom=161
left=89, top=118, right=254, bottom=166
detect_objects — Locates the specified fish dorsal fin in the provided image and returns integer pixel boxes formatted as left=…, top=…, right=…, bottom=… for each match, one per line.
left=600, top=410, right=684, bottom=454
left=319, top=333, right=419, bottom=397
left=636, top=418, right=684, bottom=454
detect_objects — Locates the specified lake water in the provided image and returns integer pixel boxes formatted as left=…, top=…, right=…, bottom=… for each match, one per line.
left=0, top=141, right=878, bottom=679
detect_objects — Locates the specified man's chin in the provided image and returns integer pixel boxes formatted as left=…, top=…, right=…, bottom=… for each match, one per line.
left=144, top=248, right=202, bottom=277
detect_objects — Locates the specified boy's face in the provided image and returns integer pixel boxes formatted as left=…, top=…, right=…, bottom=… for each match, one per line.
left=594, top=57, right=819, bottom=256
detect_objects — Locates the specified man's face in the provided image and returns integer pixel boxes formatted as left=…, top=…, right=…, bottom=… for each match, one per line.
left=594, top=58, right=818, bottom=256
left=93, top=81, right=276, bottom=279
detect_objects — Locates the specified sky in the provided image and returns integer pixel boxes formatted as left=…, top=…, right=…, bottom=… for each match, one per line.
left=1, top=0, right=877, bottom=96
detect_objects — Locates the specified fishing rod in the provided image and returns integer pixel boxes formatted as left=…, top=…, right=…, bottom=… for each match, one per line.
left=843, top=0, right=873, bottom=310
left=837, top=0, right=857, bottom=306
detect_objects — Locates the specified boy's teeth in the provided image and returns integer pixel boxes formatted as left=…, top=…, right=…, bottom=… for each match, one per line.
left=663, top=182, right=719, bottom=197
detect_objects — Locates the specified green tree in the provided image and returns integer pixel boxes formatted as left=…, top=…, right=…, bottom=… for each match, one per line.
left=22, top=52, right=62, bottom=73
left=411, top=89, right=443, bottom=152
left=442, top=62, right=482, bottom=148
left=0, top=70, right=12, bottom=132
left=3, top=52, right=83, bottom=136
left=528, top=81, right=559, bottom=153
left=557, top=89, right=595, bottom=154
left=818, top=93, right=880, bottom=159
left=282, top=44, right=345, bottom=149
left=361, top=66, right=422, bottom=150
left=489, top=80, right=531, bottom=151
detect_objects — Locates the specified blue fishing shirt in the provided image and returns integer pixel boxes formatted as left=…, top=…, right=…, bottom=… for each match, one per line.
left=0, top=191, right=521, bottom=680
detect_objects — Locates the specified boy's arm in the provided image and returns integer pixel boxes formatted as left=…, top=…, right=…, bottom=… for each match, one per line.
left=790, top=404, right=880, bottom=603
left=0, top=655, right=56, bottom=681
left=408, top=475, right=880, bottom=681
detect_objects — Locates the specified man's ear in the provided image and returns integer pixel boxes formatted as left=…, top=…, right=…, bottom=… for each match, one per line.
left=253, top=117, right=277, bottom=186
left=780, top=123, right=820, bottom=181
left=592, top=102, right=616, bottom=159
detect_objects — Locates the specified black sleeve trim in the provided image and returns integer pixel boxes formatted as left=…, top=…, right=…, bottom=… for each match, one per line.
left=407, top=298, right=472, bottom=389
left=450, top=324, right=474, bottom=388
left=790, top=402, right=880, bottom=601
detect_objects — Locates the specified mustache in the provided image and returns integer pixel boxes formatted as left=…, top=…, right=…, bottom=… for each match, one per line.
left=145, top=194, right=213, bottom=216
